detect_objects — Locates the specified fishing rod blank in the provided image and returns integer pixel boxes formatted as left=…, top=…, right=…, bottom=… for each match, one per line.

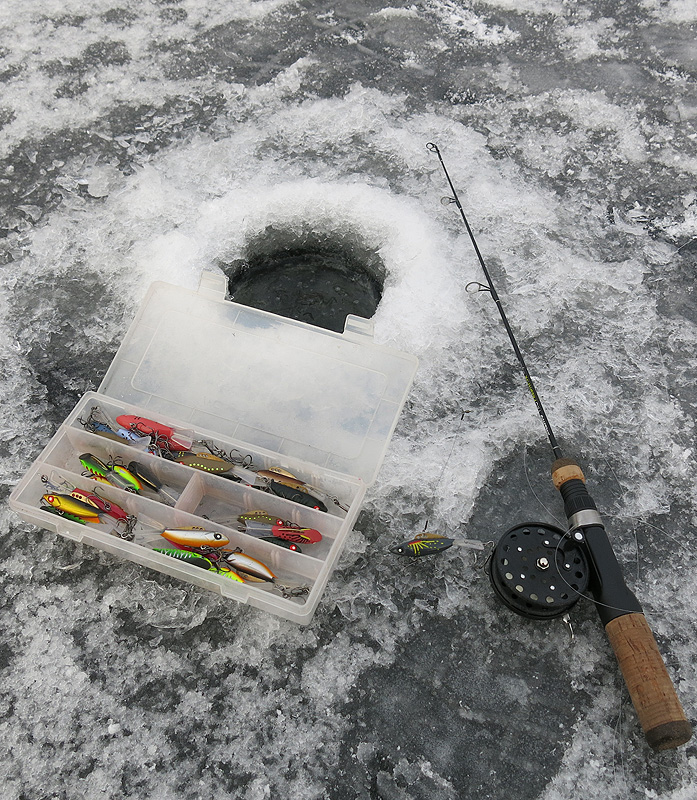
left=427, top=142, right=562, bottom=461
left=428, top=141, right=692, bottom=752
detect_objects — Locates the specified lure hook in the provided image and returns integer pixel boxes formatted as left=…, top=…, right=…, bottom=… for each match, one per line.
left=275, top=583, right=310, bottom=599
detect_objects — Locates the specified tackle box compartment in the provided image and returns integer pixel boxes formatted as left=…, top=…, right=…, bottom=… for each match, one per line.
left=9, top=273, right=418, bottom=624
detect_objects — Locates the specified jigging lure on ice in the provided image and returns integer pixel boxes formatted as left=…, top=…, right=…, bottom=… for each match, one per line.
left=427, top=142, right=692, bottom=752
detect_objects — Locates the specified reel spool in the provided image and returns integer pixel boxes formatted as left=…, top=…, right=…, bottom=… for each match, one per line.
left=487, top=522, right=590, bottom=620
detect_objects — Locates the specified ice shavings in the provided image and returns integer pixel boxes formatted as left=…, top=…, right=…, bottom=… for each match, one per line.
left=557, top=17, right=625, bottom=61
left=551, top=90, right=647, bottom=163
left=426, top=0, right=519, bottom=45
left=476, top=0, right=566, bottom=12
left=373, top=6, right=421, bottom=20
left=661, top=201, right=697, bottom=243
left=0, top=0, right=293, bottom=159
left=1, top=555, right=363, bottom=799
left=300, top=631, right=393, bottom=707
left=639, top=0, right=697, bottom=24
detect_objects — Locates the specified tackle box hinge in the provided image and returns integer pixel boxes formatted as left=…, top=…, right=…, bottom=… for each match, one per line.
left=343, top=314, right=374, bottom=341
left=197, top=271, right=228, bottom=300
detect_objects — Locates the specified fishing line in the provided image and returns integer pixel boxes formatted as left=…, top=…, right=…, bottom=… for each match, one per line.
left=422, top=408, right=467, bottom=532
left=550, top=532, right=646, bottom=617
left=522, top=446, right=565, bottom=527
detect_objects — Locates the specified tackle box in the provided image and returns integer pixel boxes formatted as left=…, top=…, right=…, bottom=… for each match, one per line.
left=9, top=273, right=418, bottom=624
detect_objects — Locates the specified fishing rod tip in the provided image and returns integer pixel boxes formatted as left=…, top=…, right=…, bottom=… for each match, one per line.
left=426, top=142, right=438, bottom=152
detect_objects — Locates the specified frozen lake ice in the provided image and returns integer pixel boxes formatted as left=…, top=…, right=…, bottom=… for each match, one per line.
left=1, top=1, right=697, bottom=798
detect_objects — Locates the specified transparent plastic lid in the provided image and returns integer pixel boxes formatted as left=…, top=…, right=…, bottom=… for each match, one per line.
left=99, top=275, right=418, bottom=483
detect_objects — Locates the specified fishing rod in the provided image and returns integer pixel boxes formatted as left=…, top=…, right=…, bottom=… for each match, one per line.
left=427, top=142, right=692, bottom=752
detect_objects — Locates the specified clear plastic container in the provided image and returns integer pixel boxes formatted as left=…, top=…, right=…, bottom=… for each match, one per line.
left=9, top=273, right=418, bottom=624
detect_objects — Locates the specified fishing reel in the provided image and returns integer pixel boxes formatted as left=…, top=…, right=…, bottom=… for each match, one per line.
left=487, top=522, right=590, bottom=620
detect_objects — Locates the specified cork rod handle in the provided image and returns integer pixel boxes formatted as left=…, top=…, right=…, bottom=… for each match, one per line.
left=605, top=613, right=692, bottom=750
left=552, top=458, right=692, bottom=751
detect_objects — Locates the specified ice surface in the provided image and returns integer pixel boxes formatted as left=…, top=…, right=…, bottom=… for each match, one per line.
left=2, top=0, right=697, bottom=798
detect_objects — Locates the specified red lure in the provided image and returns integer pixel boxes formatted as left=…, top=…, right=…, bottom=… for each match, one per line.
left=271, top=525, right=322, bottom=544
left=69, top=487, right=130, bottom=522
left=115, top=414, right=193, bottom=451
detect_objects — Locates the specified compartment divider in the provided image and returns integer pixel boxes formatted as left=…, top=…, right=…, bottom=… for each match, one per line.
left=173, top=473, right=205, bottom=514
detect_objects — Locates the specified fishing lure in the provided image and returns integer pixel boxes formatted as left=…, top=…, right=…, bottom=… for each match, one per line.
left=110, top=464, right=143, bottom=493
left=41, top=493, right=102, bottom=524
left=42, top=505, right=89, bottom=524
left=79, top=452, right=175, bottom=504
left=206, top=548, right=308, bottom=595
left=41, top=475, right=137, bottom=539
left=259, top=537, right=302, bottom=552
left=171, top=451, right=333, bottom=513
left=182, top=543, right=308, bottom=597
left=79, top=452, right=111, bottom=479
left=240, top=518, right=322, bottom=544
left=126, top=461, right=160, bottom=492
left=127, top=461, right=178, bottom=504
left=115, top=414, right=193, bottom=452
left=41, top=475, right=130, bottom=522
left=153, top=548, right=215, bottom=570
left=215, top=549, right=276, bottom=582
left=263, top=479, right=328, bottom=512
left=389, top=534, right=454, bottom=557
left=235, top=514, right=308, bottom=549
left=262, top=469, right=349, bottom=512
left=389, top=533, right=488, bottom=557
left=104, top=410, right=348, bottom=513
left=255, top=468, right=329, bottom=512
left=238, top=510, right=289, bottom=526
left=69, top=488, right=129, bottom=522
left=156, top=548, right=247, bottom=582
left=80, top=453, right=143, bottom=493
left=174, top=452, right=236, bottom=475
left=79, top=406, right=151, bottom=445
left=255, top=467, right=302, bottom=485
left=212, top=566, right=246, bottom=583
left=160, top=528, right=230, bottom=549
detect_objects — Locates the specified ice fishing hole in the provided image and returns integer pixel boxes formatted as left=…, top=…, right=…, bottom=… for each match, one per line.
left=219, top=228, right=385, bottom=332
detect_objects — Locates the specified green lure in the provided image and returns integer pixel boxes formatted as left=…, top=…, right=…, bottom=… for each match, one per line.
left=110, top=464, right=143, bottom=492
left=154, top=548, right=214, bottom=570
left=42, top=505, right=89, bottom=525
left=79, top=453, right=142, bottom=493
left=79, top=453, right=111, bottom=478
left=154, top=547, right=246, bottom=583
